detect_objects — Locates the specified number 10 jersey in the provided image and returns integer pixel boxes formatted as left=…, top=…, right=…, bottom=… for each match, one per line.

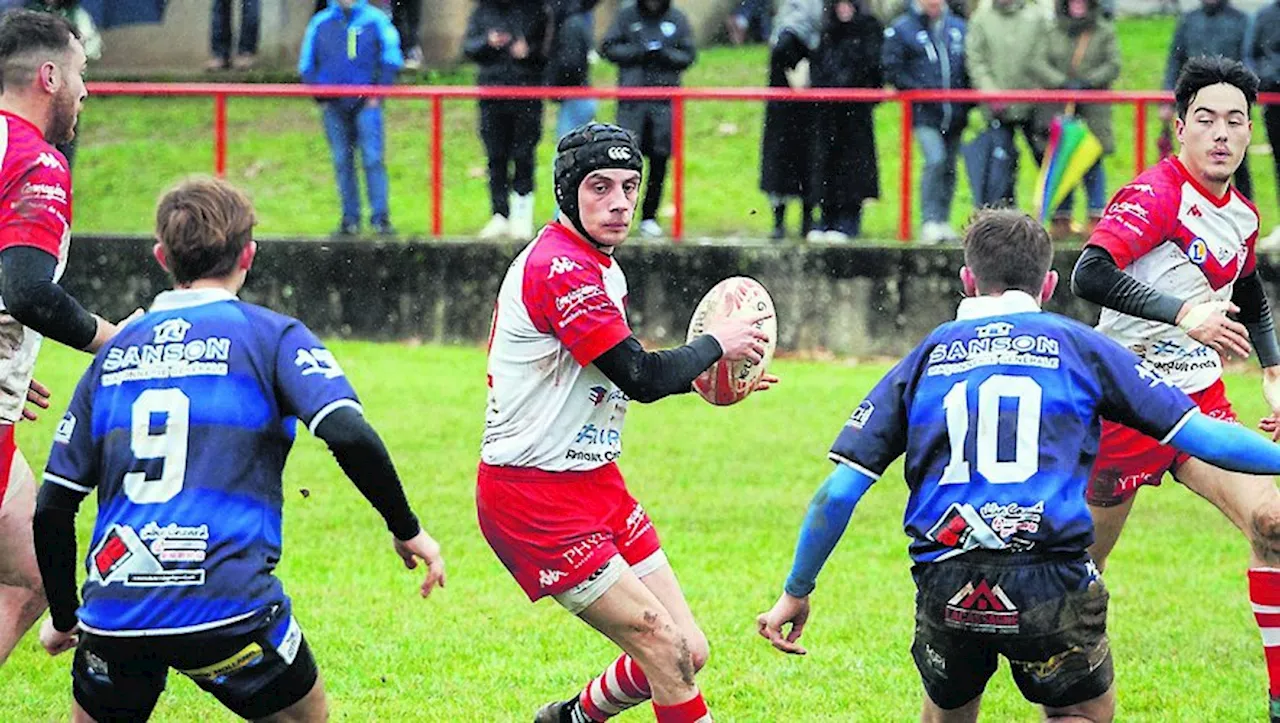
left=829, top=291, right=1197, bottom=564
left=44, top=288, right=361, bottom=636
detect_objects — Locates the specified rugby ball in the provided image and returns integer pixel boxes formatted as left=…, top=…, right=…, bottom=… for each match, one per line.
left=686, top=277, right=777, bottom=406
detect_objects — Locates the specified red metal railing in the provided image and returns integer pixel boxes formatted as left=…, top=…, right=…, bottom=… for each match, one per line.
left=84, top=82, right=1280, bottom=241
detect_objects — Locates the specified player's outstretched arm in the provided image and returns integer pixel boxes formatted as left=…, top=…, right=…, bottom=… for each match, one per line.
left=593, top=311, right=773, bottom=404
left=757, top=463, right=874, bottom=655
left=312, top=406, right=445, bottom=598
left=1171, top=412, right=1280, bottom=475
left=30, top=481, right=88, bottom=653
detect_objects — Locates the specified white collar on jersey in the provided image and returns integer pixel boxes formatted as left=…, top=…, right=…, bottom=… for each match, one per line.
left=955, top=290, right=1042, bottom=321
left=150, top=288, right=238, bottom=312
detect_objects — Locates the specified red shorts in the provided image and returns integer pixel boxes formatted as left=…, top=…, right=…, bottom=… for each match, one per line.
left=476, top=462, right=663, bottom=602
left=1087, top=379, right=1235, bottom=507
left=0, top=424, right=16, bottom=511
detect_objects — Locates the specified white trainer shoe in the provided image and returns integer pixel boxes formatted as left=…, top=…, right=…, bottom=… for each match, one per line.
left=478, top=213, right=509, bottom=241
left=639, top=219, right=663, bottom=238
left=509, top=193, right=535, bottom=240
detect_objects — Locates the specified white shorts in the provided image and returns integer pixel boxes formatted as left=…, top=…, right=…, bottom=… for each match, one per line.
left=553, top=549, right=669, bottom=615
left=0, top=312, right=41, bottom=424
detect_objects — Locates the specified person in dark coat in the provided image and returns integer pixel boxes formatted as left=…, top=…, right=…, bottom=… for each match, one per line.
left=601, top=0, right=696, bottom=238
left=808, top=0, right=882, bottom=241
left=462, top=0, right=552, bottom=241
left=759, top=0, right=823, bottom=239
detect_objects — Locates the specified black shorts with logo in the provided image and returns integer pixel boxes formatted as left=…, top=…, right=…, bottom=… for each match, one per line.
left=910, top=551, right=1112, bottom=710
left=72, top=604, right=317, bottom=722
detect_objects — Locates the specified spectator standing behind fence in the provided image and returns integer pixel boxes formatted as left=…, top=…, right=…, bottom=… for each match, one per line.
left=208, top=0, right=259, bottom=71
left=300, top=0, right=402, bottom=237
left=463, top=0, right=550, bottom=242
left=882, top=0, right=969, bottom=244
left=967, top=0, right=1049, bottom=208
left=1246, top=1, right=1280, bottom=246
left=548, top=0, right=597, bottom=144
left=759, top=0, right=822, bottom=240
left=1162, top=0, right=1253, bottom=199
left=601, top=0, right=695, bottom=239
left=806, top=0, right=882, bottom=242
left=392, top=0, right=424, bottom=70
left=1029, top=0, right=1118, bottom=240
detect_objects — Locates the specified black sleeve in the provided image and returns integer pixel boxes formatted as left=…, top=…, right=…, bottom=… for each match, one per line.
left=0, top=246, right=97, bottom=350
left=1070, top=245, right=1185, bottom=325
left=32, top=482, right=86, bottom=633
left=312, top=406, right=421, bottom=541
left=593, top=334, right=722, bottom=404
left=1233, top=272, right=1280, bottom=368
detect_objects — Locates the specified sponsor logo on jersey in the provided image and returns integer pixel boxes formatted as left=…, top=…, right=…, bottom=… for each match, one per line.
left=575, top=423, right=621, bottom=446
left=974, top=321, right=1014, bottom=339
left=944, top=579, right=1020, bottom=633
left=139, top=522, right=209, bottom=564
left=35, top=152, right=64, bottom=171
left=1187, top=237, right=1209, bottom=265
left=295, top=347, right=345, bottom=379
left=1187, top=204, right=1203, bottom=218
left=1104, top=200, right=1151, bottom=225
left=102, top=337, right=232, bottom=386
left=588, top=385, right=607, bottom=405
left=926, top=334, right=1061, bottom=376
left=152, top=318, right=192, bottom=344
left=548, top=256, right=585, bottom=278
left=1134, top=360, right=1177, bottom=389
left=54, top=411, right=75, bottom=444
left=1128, top=183, right=1156, bottom=196
left=20, top=181, right=66, bottom=203
left=555, top=283, right=605, bottom=314
left=89, top=523, right=207, bottom=588
left=538, top=568, right=569, bottom=588
left=979, top=500, right=1044, bottom=538
left=847, top=400, right=874, bottom=429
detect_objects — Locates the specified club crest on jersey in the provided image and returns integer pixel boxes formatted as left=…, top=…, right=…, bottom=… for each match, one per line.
left=974, top=321, right=1014, bottom=339
left=847, top=400, right=875, bottom=429
left=945, top=579, right=1020, bottom=633
left=152, top=318, right=191, bottom=344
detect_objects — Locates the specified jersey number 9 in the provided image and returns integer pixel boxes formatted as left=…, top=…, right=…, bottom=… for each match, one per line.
left=123, top=388, right=190, bottom=504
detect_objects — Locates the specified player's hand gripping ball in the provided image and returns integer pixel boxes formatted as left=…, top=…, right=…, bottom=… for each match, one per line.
left=686, top=276, right=777, bottom=406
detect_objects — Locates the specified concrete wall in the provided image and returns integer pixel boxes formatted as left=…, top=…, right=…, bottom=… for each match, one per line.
left=64, top=238, right=1117, bottom=356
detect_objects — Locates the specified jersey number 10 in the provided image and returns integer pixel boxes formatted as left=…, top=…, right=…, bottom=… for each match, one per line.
left=123, top=388, right=190, bottom=504
left=939, top=375, right=1042, bottom=485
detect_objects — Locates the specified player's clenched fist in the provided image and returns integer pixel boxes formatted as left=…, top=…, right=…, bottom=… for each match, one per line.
left=756, top=593, right=810, bottom=656
left=394, top=530, right=447, bottom=598
left=706, top=310, right=773, bottom=364
left=1177, top=300, right=1251, bottom=360
left=38, top=617, right=78, bottom=657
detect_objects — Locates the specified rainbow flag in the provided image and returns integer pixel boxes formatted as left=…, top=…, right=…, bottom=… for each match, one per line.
left=1035, top=113, right=1104, bottom=221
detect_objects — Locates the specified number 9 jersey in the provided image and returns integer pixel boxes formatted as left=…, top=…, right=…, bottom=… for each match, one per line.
left=43, top=288, right=361, bottom=636
left=830, top=291, right=1198, bottom=564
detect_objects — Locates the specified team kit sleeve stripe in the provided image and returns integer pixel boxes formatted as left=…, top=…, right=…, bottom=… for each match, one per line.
left=826, top=453, right=883, bottom=480
left=567, top=320, right=633, bottom=367
left=43, top=472, right=92, bottom=494
left=307, top=398, right=364, bottom=434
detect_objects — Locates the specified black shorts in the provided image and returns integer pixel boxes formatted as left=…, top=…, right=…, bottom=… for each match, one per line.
left=910, top=551, right=1113, bottom=710
left=72, top=605, right=317, bottom=722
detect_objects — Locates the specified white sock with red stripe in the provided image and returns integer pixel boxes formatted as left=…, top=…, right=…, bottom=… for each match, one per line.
left=572, top=654, right=651, bottom=721
left=1248, top=568, right=1280, bottom=714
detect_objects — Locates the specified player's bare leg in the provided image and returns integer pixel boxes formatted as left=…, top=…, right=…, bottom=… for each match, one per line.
left=639, top=565, right=709, bottom=674
left=255, top=674, right=328, bottom=723
left=1086, top=494, right=1139, bottom=573
left=1176, top=459, right=1280, bottom=720
left=920, top=691, right=980, bottom=723
left=0, top=448, right=46, bottom=665
left=576, top=570, right=711, bottom=722
left=1041, top=683, right=1115, bottom=722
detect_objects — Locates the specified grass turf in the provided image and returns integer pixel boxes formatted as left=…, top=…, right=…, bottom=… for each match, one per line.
left=0, top=340, right=1270, bottom=721
left=72, top=16, right=1280, bottom=240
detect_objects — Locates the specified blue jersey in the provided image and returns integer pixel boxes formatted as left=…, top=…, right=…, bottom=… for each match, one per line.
left=44, top=288, right=360, bottom=636
left=829, top=292, right=1197, bottom=563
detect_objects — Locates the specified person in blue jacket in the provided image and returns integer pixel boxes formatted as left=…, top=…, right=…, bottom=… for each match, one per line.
left=299, top=0, right=402, bottom=237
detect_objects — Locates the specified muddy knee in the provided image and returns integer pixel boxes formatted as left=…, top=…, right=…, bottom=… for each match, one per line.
left=627, top=610, right=697, bottom=687
left=687, top=630, right=709, bottom=673
left=1253, top=501, right=1280, bottom=564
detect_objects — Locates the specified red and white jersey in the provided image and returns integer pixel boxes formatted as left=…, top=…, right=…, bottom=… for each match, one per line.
left=0, top=112, right=73, bottom=423
left=482, top=222, right=633, bottom=471
left=1089, top=156, right=1259, bottom=393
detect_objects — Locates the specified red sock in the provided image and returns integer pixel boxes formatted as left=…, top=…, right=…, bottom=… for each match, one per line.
left=1249, top=568, right=1280, bottom=698
left=653, top=692, right=710, bottom=723
left=578, top=654, right=651, bottom=721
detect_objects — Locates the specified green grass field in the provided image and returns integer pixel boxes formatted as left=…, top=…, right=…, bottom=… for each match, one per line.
left=0, top=341, right=1271, bottom=721
left=72, top=17, right=1280, bottom=240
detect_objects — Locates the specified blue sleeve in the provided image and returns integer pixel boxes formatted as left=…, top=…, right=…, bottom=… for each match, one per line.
left=275, top=322, right=361, bottom=435
left=376, top=12, right=403, bottom=84
left=298, top=17, right=320, bottom=82
left=783, top=464, right=876, bottom=597
left=43, top=362, right=100, bottom=496
left=1169, top=413, right=1280, bottom=475
left=1088, top=332, right=1198, bottom=441
left=828, top=346, right=921, bottom=476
